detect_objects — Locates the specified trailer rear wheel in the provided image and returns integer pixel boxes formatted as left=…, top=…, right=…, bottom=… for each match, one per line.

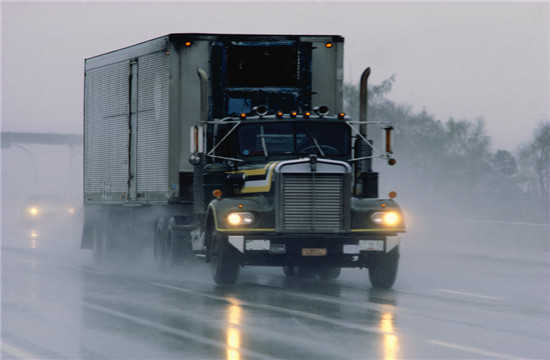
left=210, top=229, right=240, bottom=285
left=368, top=245, right=399, bottom=289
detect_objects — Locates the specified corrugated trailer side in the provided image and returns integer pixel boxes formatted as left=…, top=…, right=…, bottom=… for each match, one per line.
left=84, top=36, right=178, bottom=204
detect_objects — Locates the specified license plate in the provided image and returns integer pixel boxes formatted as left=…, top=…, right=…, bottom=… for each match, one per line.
left=302, top=248, right=327, bottom=256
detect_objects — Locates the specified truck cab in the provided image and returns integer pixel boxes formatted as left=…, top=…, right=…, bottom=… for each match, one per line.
left=200, top=109, right=405, bottom=287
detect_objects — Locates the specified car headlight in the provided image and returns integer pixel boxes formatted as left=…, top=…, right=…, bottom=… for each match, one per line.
left=371, top=211, right=399, bottom=226
left=227, top=212, right=256, bottom=226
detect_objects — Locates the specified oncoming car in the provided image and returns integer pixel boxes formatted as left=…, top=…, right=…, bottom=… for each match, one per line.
left=21, top=195, right=78, bottom=226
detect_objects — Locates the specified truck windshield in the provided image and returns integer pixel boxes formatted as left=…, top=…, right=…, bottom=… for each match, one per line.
left=238, top=122, right=350, bottom=157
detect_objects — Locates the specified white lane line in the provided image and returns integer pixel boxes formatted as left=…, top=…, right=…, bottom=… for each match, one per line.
left=1, top=342, right=37, bottom=360
left=427, top=339, right=522, bottom=360
left=437, top=289, right=500, bottom=300
left=83, top=301, right=271, bottom=360
left=152, top=282, right=389, bottom=336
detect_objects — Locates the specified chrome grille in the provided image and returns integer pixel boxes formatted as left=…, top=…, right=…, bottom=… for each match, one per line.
left=281, top=174, right=344, bottom=232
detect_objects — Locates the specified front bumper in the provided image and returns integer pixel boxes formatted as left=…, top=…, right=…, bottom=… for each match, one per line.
left=224, top=233, right=401, bottom=268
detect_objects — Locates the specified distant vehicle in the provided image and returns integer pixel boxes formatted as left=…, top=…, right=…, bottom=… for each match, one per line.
left=21, top=195, right=78, bottom=225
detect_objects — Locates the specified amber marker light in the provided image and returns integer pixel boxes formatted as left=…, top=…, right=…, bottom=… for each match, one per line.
left=239, top=113, right=247, bottom=120
left=389, top=191, right=397, bottom=199
left=184, top=41, right=192, bottom=47
left=212, top=189, right=223, bottom=199
left=325, top=42, right=333, bottom=48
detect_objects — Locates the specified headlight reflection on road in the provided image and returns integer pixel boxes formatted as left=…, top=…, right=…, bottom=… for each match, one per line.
left=226, top=298, right=242, bottom=360
left=380, top=312, right=399, bottom=360
left=30, top=229, right=38, bottom=249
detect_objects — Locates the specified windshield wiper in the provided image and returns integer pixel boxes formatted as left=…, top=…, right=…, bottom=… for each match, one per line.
left=304, top=131, right=325, bottom=157
left=259, top=125, right=269, bottom=158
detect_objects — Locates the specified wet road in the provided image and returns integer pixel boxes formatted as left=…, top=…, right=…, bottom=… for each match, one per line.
left=2, top=219, right=549, bottom=359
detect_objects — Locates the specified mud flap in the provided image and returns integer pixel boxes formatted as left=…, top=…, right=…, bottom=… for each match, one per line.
left=386, top=236, right=401, bottom=253
left=228, top=235, right=244, bottom=253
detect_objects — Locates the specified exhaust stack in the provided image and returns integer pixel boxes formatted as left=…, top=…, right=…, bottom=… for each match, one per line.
left=355, top=67, right=378, bottom=198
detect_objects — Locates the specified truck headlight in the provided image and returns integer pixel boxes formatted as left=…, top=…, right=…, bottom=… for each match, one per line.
left=371, top=211, right=399, bottom=226
left=28, top=207, right=39, bottom=216
left=227, top=212, right=256, bottom=226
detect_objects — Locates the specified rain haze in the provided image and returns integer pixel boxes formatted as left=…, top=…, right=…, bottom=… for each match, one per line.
left=1, top=2, right=549, bottom=360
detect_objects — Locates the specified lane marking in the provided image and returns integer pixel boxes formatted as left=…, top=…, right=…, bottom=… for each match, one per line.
left=83, top=301, right=271, bottom=360
left=415, top=216, right=550, bottom=227
left=1, top=342, right=37, bottom=360
left=437, top=289, right=500, bottom=300
left=427, top=339, right=522, bottom=360
left=152, top=282, right=390, bottom=336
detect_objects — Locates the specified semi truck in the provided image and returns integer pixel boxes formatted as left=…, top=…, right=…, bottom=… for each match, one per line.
left=81, top=33, right=405, bottom=288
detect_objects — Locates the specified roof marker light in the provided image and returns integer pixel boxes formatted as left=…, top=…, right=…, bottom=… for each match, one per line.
left=184, top=41, right=192, bottom=47
left=325, top=42, right=333, bottom=48
left=290, top=111, right=297, bottom=119
left=276, top=111, right=284, bottom=119
left=239, top=113, right=247, bottom=120
left=338, top=112, right=346, bottom=120
left=303, top=112, right=311, bottom=119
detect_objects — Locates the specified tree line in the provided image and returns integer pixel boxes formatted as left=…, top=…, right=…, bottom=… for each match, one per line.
left=344, top=78, right=550, bottom=223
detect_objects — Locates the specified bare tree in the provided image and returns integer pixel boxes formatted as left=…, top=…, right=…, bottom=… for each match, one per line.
left=518, top=122, right=550, bottom=218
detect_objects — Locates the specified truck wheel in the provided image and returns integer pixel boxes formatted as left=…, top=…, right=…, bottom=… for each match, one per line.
left=368, top=245, right=400, bottom=289
left=282, top=266, right=317, bottom=279
left=210, top=230, right=240, bottom=285
left=317, top=267, right=341, bottom=281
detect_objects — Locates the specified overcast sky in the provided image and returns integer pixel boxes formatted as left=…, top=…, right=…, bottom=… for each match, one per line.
left=1, top=1, right=548, bottom=151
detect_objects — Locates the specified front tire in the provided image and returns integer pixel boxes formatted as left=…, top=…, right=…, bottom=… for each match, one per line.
left=368, top=245, right=400, bottom=289
left=210, top=229, right=240, bottom=285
